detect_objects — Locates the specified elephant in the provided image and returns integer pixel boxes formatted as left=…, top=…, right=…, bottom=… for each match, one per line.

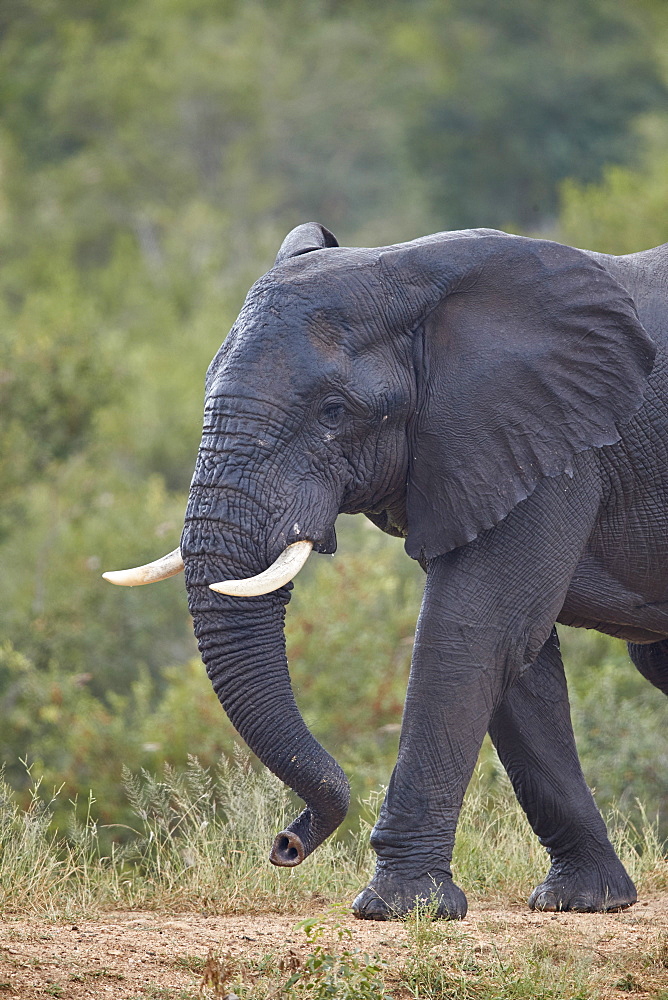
left=104, top=222, right=668, bottom=921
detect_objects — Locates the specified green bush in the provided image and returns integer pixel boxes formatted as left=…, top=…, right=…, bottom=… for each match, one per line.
left=559, top=119, right=668, bottom=254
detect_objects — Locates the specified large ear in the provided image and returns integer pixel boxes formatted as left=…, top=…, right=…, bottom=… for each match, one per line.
left=378, top=234, right=656, bottom=561
left=274, top=222, right=339, bottom=265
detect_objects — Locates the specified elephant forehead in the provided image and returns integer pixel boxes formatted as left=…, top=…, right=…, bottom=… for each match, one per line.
left=211, top=271, right=385, bottom=387
left=208, top=319, right=350, bottom=406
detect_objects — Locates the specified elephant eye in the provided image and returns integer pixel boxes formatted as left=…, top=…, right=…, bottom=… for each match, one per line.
left=319, top=401, right=345, bottom=429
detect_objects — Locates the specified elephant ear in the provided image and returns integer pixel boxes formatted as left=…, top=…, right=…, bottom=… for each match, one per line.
left=378, top=234, right=656, bottom=561
left=274, top=222, right=339, bottom=265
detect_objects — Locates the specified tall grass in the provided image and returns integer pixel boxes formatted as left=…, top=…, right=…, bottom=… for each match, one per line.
left=0, top=768, right=126, bottom=918
left=0, top=752, right=663, bottom=919
left=116, top=748, right=372, bottom=913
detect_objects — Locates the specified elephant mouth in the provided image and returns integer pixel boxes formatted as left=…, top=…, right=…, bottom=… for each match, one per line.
left=102, top=539, right=313, bottom=594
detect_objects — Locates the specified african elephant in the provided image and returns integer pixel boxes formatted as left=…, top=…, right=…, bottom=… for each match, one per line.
left=105, top=222, right=668, bottom=921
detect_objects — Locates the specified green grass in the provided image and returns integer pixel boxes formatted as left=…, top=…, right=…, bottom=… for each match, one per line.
left=0, top=750, right=663, bottom=922
left=397, top=908, right=599, bottom=1000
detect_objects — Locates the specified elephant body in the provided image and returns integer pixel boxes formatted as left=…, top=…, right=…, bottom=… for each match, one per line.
left=559, top=244, right=668, bottom=643
left=112, top=224, right=668, bottom=919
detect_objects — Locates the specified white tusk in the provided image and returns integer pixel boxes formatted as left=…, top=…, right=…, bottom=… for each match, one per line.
left=209, top=540, right=313, bottom=596
left=102, top=547, right=184, bottom=586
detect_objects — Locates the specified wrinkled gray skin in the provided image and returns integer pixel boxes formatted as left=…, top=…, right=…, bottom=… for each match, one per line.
left=181, top=222, right=668, bottom=920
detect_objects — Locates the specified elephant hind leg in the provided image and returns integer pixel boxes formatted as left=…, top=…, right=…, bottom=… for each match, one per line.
left=628, top=638, right=668, bottom=695
left=489, top=629, right=636, bottom=913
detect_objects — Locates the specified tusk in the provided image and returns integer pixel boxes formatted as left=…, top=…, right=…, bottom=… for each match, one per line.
left=102, top=547, right=184, bottom=586
left=209, top=540, right=313, bottom=597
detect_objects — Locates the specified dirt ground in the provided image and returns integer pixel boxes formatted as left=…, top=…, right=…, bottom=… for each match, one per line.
left=0, top=894, right=666, bottom=999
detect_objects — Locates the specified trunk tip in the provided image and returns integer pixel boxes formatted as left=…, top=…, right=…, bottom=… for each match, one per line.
left=269, top=830, right=306, bottom=867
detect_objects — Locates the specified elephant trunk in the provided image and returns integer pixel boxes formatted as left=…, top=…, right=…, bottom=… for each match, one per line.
left=182, top=515, right=349, bottom=865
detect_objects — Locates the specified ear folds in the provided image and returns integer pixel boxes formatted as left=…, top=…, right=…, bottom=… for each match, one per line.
left=379, top=234, right=655, bottom=560
left=275, top=222, right=339, bottom=265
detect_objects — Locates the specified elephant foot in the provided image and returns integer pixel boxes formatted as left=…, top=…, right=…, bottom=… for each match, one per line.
left=529, top=855, right=637, bottom=913
left=352, top=870, right=467, bottom=921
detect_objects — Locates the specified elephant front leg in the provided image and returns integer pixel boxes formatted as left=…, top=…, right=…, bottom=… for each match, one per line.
left=353, top=556, right=524, bottom=921
left=489, top=629, right=636, bottom=912
left=353, top=474, right=603, bottom=921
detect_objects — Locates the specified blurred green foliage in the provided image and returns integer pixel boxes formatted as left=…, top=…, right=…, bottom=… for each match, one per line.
left=0, top=0, right=667, bottom=848
left=560, top=119, right=668, bottom=254
left=403, top=0, right=667, bottom=229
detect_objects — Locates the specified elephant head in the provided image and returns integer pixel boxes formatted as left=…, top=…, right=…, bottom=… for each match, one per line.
left=104, top=223, right=653, bottom=867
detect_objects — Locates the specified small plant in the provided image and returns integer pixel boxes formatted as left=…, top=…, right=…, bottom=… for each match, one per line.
left=282, top=907, right=388, bottom=998
left=400, top=895, right=473, bottom=998
left=175, top=955, right=206, bottom=973
left=614, top=971, right=643, bottom=993
left=142, top=987, right=200, bottom=999
left=199, top=949, right=234, bottom=997
left=402, top=892, right=446, bottom=952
